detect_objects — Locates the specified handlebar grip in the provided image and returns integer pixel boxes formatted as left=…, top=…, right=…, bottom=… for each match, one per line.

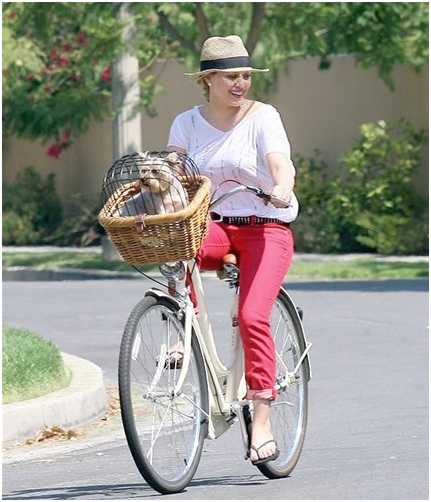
left=259, top=191, right=292, bottom=208
left=268, top=194, right=293, bottom=208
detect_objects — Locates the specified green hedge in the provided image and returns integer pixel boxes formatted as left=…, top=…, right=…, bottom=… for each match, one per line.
left=292, top=120, right=428, bottom=255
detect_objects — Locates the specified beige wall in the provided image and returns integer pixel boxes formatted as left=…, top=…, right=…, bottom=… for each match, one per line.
left=272, top=56, right=429, bottom=188
left=3, top=56, right=428, bottom=212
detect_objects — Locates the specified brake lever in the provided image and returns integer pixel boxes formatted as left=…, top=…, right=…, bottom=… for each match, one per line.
left=267, top=194, right=293, bottom=208
left=254, top=188, right=293, bottom=208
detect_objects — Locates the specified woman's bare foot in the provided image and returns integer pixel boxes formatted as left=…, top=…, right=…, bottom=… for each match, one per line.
left=249, top=399, right=279, bottom=464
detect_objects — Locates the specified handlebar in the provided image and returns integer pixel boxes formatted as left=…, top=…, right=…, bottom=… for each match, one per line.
left=209, top=182, right=293, bottom=210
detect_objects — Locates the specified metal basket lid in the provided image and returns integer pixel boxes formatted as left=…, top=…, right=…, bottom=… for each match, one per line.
left=100, top=151, right=202, bottom=217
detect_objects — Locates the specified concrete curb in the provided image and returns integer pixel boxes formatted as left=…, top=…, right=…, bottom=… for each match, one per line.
left=2, top=353, right=107, bottom=446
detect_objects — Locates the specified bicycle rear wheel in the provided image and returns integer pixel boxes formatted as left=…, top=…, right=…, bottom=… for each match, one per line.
left=257, top=287, right=309, bottom=479
left=118, top=295, right=209, bottom=494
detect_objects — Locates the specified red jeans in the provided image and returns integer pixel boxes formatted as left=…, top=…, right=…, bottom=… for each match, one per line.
left=195, top=220, right=294, bottom=400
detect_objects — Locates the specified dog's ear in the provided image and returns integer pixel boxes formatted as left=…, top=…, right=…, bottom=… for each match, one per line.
left=138, top=151, right=150, bottom=160
left=165, top=151, right=182, bottom=166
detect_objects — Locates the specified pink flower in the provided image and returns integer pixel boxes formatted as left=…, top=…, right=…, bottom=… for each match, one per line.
left=99, top=67, right=111, bottom=82
left=46, top=144, right=63, bottom=159
left=76, top=31, right=87, bottom=45
left=58, top=56, right=69, bottom=67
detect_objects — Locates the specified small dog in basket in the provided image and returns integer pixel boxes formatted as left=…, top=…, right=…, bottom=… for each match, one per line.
left=113, top=151, right=189, bottom=217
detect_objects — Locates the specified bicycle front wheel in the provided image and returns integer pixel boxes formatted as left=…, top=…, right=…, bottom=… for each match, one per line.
left=258, top=287, right=309, bottom=479
left=118, top=295, right=209, bottom=494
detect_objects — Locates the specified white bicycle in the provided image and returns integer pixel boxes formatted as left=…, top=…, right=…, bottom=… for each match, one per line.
left=117, top=182, right=312, bottom=494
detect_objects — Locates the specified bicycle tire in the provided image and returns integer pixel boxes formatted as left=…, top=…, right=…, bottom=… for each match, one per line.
left=118, top=295, right=209, bottom=494
left=257, top=287, right=309, bottom=479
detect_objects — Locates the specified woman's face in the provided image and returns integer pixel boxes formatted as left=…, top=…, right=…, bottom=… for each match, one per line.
left=206, top=71, right=252, bottom=106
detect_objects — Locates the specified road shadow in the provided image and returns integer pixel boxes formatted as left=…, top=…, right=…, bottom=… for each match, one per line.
left=2, top=474, right=268, bottom=499
left=189, top=473, right=268, bottom=488
left=2, top=483, right=158, bottom=500
left=284, top=278, right=428, bottom=293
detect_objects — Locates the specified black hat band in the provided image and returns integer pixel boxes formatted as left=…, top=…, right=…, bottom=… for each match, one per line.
left=200, top=56, right=251, bottom=72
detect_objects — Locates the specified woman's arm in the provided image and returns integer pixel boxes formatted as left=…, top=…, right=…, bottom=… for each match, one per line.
left=266, top=152, right=295, bottom=207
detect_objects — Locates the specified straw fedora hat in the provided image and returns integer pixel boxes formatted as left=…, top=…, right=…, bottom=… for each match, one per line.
left=185, top=35, right=269, bottom=76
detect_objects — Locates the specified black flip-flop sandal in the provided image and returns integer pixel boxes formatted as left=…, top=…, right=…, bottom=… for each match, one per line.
left=250, top=439, right=280, bottom=466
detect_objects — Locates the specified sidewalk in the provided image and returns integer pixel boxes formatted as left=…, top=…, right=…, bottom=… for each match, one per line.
left=3, top=353, right=107, bottom=446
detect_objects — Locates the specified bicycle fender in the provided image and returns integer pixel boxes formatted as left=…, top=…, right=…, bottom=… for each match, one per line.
left=144, top=288, right=184, bottom=310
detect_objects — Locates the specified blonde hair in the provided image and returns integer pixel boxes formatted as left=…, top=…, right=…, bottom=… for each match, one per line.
left=197, top=74, right=213, bottom=102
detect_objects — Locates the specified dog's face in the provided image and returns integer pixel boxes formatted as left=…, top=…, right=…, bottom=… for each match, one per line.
left=113, top=151, right=188, bottom=217
left=139, top=160, right=172, bottom=193
left=138, top=152, right=182, bottom=194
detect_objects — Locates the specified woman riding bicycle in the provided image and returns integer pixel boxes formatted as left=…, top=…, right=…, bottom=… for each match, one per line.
left=167, top=35, right=299, bottom=466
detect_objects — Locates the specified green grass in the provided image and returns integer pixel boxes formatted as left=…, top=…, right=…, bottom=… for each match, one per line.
left=288, top=259, right=429, bottom=280
left=2, top=251, right=134, bottom=272
left=2, top=251, right=428, bottom=280
left=2, top=326, right=71, bottom=404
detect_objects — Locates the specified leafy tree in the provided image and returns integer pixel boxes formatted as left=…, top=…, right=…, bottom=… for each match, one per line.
left=154, top=2, right=429, bottom=89
left=2, top=2, right=428, bottom=156
left=2, top=2, right=171, bottom=156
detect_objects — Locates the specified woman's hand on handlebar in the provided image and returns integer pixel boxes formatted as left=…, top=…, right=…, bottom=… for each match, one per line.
left=266, top=153, right=295, bottom=207
left=267, top=185, right=293, bottom=208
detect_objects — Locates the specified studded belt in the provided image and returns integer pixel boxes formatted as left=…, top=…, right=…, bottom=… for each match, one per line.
left=211, top=213, right=290, bottom=227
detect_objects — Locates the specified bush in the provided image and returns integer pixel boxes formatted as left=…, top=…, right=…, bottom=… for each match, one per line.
left=293, top=120, right=428, bottom=255
left=2, top=167, right=63, bottom=245
left=291, top=152, right=342, bottom=253
left=48, top=195, right=105, bottom=247
left=336, top=120, right=428, bottom=254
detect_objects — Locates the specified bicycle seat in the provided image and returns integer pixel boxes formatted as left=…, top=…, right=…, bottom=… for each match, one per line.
left=222, top=253, right=237, bottom=266
left=216, top=253, right=238, bottom=280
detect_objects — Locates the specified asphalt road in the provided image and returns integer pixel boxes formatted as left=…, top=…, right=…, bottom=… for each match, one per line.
left=2, top=276, right=429, bottom=500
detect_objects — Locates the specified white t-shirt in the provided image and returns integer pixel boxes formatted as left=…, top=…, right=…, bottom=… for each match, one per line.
left=168, top=104, right=299, bottom=222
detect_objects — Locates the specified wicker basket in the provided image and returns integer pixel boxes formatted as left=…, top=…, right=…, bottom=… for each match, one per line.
left=98, top=175, right=211, bottom=265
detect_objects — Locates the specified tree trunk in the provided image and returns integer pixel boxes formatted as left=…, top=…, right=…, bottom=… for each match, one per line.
left=112, top=2, right=142, bottom=159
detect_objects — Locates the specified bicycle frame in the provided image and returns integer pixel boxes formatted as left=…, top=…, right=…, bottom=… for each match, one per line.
left=145, top=258, right=250, bottom=444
